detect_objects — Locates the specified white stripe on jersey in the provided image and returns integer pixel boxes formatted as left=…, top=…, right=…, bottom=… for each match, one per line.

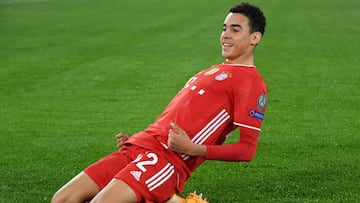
left=234, top=122, right=261, bottom=131
left=145, top=163, right=174, bottom=191
left=182, top=109, right=230, bottom=160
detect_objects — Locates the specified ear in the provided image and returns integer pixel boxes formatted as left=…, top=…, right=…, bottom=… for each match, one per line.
left=250, top=31, right=262, bottom=45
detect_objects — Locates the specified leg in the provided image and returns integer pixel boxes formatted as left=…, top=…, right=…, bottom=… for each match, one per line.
left=90, top=179, right=138, bottom=203
left=166, top=194, right=185, bottom=203
left=52, top=151, right=132, bottom=203
left=51, top=171, right=99, bottom=203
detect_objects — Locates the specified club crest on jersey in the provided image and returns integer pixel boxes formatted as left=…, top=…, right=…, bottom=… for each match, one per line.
left=257, top=93, right=266, bottom=110
left=204, top=67, right=220, bottom=76
left=215, top=72, right=231, bottom=81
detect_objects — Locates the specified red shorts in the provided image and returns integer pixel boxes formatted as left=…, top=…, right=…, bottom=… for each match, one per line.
left=84, top=145, right=178, bottom=203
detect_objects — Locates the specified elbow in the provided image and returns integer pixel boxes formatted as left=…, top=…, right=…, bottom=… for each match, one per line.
left=242, top=152, right=256, bottom=162
left=232, top=153, right=254, bottom=162
left=246, top=144, right=257, bottom=161
left=237, top=143, right=257, bottom=162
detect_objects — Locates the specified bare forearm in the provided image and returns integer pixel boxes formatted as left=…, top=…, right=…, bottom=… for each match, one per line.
left=183, top=143, right=207, bottom=157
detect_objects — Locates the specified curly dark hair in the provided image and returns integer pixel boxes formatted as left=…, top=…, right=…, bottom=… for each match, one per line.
left=229, top=2, right=266, bottom=35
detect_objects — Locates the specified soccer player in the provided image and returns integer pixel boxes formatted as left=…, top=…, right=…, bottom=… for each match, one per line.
left=51, top=2, right=267, bottom=203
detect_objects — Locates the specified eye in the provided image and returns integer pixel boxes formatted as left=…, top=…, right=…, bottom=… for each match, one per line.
left=222, top=27, right=226, bottom=32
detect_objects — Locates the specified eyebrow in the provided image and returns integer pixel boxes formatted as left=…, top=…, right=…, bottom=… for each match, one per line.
left=223, top=24, right=243, bottom=29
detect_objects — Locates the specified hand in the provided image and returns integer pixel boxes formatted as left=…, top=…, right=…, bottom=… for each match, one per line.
left=116, top=133, right=129, bottom=150
left=167, top=122, right=195, bottom=155
left=168, top=122, right=207, bottom=156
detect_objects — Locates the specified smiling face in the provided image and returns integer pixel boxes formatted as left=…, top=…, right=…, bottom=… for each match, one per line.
left=220, top=13, right=262, bottom=65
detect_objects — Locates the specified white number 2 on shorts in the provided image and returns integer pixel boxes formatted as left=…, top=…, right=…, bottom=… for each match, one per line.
left=136, top=152, right=158, bottom=172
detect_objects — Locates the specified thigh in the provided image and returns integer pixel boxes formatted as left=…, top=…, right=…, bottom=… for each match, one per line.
left=90, top=179, right=138, bottom=203
left=84, top=151, right=131, bottom=190
left=51, top=171, right=99, bottom=203
left=115, top=150, right=178, bottom=202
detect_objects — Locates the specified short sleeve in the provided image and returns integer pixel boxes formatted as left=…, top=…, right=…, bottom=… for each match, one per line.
left=233, top=72, right=267, bottom=132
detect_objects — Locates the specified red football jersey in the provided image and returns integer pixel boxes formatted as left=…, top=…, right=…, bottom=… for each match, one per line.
left=127, top=63, right=267, bottom=171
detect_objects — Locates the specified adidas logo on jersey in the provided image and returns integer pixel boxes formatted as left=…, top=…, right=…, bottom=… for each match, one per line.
left=130, top=170, right=142, bottom=181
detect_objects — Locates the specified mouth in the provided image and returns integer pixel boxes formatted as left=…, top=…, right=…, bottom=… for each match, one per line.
left=222, top=42, right=233, bottom=50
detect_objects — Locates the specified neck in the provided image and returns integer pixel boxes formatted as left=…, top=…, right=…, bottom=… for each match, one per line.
left=225, top=58, right=254, bottom=66
left=225, top=54, right=254, bottom=66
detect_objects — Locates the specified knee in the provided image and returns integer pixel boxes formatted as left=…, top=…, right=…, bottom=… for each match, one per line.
left=50, top=172, right=98, bottom=203
left=50, top=192, right=64, bottom=203
left=51, top=190, right=78, bottom=203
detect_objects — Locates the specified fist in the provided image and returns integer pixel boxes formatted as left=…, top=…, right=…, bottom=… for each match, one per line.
left=116, top=133, right=129, bottom=150
left=167, top=122, right=192, bottom=154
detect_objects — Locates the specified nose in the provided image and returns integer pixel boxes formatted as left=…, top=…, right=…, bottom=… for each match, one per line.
left=221, top=29, right=232, bottom=39
left=221, top=31, right=230, bottom=40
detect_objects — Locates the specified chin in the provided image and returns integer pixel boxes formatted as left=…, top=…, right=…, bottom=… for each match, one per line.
left=222, top=54, right=233, bottom=61
left=221, top=52, right=230, bottom=59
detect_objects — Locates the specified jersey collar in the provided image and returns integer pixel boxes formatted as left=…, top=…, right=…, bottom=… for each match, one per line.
left=222, top=62, right=256, bottom=68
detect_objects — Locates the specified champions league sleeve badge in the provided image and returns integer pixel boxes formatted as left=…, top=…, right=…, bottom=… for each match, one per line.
left=248, top=109, right=264, bottom=121
left=249, top=93, right=266, bottom=121
left=257, top=93, right=266, bottom=110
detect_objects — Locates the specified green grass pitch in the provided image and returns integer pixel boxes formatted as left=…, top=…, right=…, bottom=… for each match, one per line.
left=0, top=0, right=359, bottom=202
